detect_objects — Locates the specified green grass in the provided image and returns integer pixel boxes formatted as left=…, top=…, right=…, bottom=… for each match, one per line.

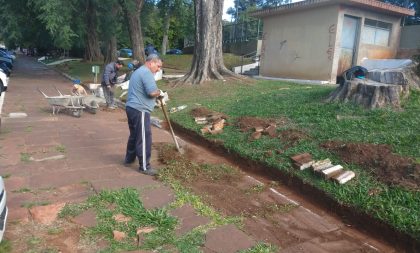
left=20, top=152, right=31, bottom=163
left=162, top=80, right=420, bottom=240
left=0, top=240, right=12, bottom=253
left=161, top=53, right=251, bottom=73
left=238, top=242, right=279, bottom=253
left=21, top=201, right=51, bottom=208
left=60, top=188, right=202, bottom=252
left=12, top=187, right=32, bottom=193
left=55, top=144, right=66, bottom=153
left=53, top=53, right=252, bottom=83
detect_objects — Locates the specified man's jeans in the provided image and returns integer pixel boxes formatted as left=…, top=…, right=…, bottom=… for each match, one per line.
left=125, top=106, right=152, bottom=171
left=102, top=85, right=115, bottom=107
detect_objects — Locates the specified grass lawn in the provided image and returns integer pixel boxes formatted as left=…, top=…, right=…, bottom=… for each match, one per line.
left=158, top=79, right=420, bottom=241
left=53, top=54, right=251, bottom=84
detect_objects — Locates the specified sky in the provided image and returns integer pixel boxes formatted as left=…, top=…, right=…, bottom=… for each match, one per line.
left=223, top=0, right=235, bottom=21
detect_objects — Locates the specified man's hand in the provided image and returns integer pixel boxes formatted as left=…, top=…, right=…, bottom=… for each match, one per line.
left=156, top=90, right=169, bottom=107
left=158, top=89, right=165, bottom=98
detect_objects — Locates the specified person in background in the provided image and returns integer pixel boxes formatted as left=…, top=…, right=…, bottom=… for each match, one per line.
left=124, top=54, right=165, bottom=176
left=124, top=60, right=140, bottom=82
left=101, top=60, right=124, bottom=109
left=145, top=44, right=157, bottom=57
left=71, top=79, right=88, bottom=96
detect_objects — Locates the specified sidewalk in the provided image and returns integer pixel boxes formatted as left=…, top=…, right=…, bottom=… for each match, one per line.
left=0, top=56, right=258, bottom=252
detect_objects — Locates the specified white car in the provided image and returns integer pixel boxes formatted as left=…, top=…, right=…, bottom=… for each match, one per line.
left=0, top=69, right=8, bottom=93
left=0, top=176, right=7, bottom=242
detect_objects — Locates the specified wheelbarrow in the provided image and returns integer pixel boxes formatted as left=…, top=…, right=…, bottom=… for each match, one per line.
left=38, top=87, right=85, bottom=117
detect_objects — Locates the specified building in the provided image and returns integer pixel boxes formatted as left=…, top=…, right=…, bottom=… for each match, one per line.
left=251, top=0, right=415, bottom=83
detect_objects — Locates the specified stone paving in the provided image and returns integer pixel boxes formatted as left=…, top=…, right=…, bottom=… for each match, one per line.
left=0, top=55, right=257, bottom=252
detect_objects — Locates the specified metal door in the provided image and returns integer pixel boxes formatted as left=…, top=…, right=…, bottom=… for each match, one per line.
left=337, top=15, right=360, bottom=75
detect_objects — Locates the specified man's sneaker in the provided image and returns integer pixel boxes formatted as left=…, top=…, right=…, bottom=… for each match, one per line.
left=139, top=168, right=158, bottom=176
left=108, top=105, right=116, bottom=110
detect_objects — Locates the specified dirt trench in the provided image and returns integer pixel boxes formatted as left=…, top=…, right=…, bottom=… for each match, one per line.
left=169, top=119, right=418, bottom=253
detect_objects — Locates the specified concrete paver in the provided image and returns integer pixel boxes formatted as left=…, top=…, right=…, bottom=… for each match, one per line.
left=169, top=204, right=211, bottom=236
left=204, top=224, right=255, bottom=253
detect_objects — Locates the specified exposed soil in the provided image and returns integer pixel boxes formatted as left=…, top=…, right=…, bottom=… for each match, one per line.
left=157, top=144, right=391, bottom=252
left=321, top=141, right=420, bottom=190
left=279, top=129, right=311, bottom=147
left=157, top=145, right=306, bottom=247
left=190, top=107, right=228, bottom=120
left=236, top=116, right=286, bottom=132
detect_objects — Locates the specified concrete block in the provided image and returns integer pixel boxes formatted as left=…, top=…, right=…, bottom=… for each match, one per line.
left=311, top=159, right=332, bottom=172
left=332, top=170, right=355, bottom=184
left=321, top=165, right=343, bottom=179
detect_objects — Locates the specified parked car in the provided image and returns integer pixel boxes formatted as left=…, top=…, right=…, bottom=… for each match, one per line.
left=0, top=48, right=15, bottom=61
left=119, top=48, right=133, bottom=58
left=0, top=176, right=7, bottom=242
left=0, top=68, right=8, bottom=93
left=166, top=49, right=183, bottom=55
left=0, top=62, right=11, bottom=77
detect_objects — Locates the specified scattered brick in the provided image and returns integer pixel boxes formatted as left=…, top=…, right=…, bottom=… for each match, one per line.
left=264, top=125, right=277, bottom=137
left=250, top=131, right=262, bottom=140
left=311, top=159, right=332, bottom=172
left=113, top=213, right=131, bottom=223
left=291, top=153, right=314, bottom=170
left=332, top=170, right=356, bottom=184
left=321, top=165, right=343, bottom=179
left=254, top=126, right=264, bottom=132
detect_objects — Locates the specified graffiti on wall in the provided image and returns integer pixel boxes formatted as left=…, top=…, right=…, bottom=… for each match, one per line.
left=327, top=24, right=336, bottom=60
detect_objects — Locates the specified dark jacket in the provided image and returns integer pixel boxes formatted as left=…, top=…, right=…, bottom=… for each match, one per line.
left=101, top=62, right=119, bottom=86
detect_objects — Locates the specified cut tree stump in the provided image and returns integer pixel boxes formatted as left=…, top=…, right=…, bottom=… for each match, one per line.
left=326, top=78, right=409, bottom=109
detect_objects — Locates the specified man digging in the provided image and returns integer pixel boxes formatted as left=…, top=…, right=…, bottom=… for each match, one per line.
left=124, top=54, right=166, bottom=176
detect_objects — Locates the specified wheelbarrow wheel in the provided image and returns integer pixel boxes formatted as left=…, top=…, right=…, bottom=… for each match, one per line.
left=72, top=109, right=82, bottom=118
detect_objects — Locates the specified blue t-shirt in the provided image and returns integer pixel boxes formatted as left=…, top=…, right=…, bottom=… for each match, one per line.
left=125, top=65, right=157, bottom=113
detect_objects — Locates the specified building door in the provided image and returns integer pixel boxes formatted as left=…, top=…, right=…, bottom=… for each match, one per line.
left=337, top=15, right=360, bottom=76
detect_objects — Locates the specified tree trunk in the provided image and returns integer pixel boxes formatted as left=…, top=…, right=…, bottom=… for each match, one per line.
left=176, top=0, right=244, bottom=85
left=161, top=9, right=171, bottom=56
left=84, top=0, right=103, bottom=62
left=120, top=0, right=145, bottom=63
left=326, top=79, right=410, bottom=109
left=104, top=36, right=118, bottom=63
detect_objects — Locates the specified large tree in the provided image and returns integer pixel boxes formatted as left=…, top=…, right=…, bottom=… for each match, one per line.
left=98, top=0, right=121, bottom=63
left=119, top=0, right=146, bottom=62
left=84, top=0, right=104, bottom=61
left=29, top=0, right=78, bottom=52
left=177, top=0, right=241, bottom=85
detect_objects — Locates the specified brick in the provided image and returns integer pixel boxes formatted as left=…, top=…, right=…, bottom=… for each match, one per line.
left=291, top=153, right=312, bottom=164
left=311, top=159, right=332, bottom=171
left=332, top=170, right=355, bottom=184
left=321, top=165, right=343, bottom=179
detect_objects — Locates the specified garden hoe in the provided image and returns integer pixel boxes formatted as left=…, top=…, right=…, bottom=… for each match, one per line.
left=158, top=97, right=184, bottom=154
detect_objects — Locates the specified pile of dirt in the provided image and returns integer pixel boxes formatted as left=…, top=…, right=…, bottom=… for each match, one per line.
left=236, top=116, right=279, bottom=132
left=190, top=107, right=228, bottom=120
left=321, top=141, right=420, bottom=190
left=279, top=129, right=311, bottom=147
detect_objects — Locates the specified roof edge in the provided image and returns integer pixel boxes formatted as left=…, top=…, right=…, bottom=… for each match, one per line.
left=250, top=0, right=415, bottom=18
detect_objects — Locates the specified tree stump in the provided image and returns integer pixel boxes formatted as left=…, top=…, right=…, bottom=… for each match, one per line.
left=326, top=78, right=409, bottom=109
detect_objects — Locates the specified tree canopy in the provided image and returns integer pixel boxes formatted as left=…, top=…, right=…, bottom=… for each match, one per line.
left=0, top=0, right=194, bottom=62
